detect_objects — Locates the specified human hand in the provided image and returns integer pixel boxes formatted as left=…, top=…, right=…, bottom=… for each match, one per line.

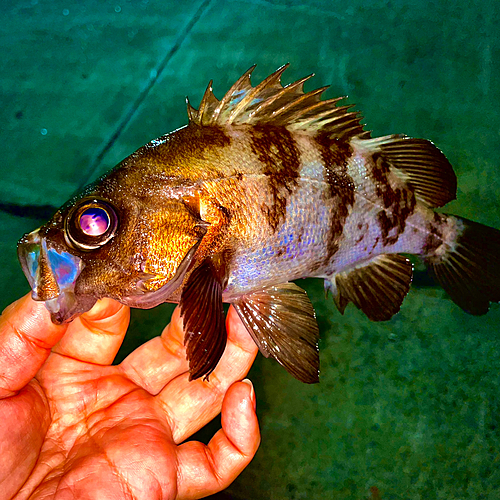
left=0, top=294, right=259, bottom=500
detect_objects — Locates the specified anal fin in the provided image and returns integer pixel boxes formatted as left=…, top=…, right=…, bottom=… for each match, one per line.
left=329, top=254, right=413, bottom=321
left=180, top=259, right=227, bottom=381
left=233, top=282, right=320, bottom=384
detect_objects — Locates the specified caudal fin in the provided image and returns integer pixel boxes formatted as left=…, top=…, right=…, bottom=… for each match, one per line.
left=425, top=216, right=500, bottom=315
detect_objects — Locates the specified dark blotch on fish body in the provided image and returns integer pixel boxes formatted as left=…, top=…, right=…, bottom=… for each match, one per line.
left=371, top=153, right=417, bottom=246
left=315, top=132, right=355, bottom=262
left=250, top=125, right=301, bottom=231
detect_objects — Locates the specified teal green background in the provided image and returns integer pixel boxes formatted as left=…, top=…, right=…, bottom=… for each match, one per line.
left=1, top=1, right=500, bottom=498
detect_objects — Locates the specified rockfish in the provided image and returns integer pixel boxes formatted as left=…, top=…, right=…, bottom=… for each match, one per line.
left=18, top=65, right=500, bottom=383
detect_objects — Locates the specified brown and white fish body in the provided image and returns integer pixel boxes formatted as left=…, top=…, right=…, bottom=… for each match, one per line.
left=18, top=65, right=500, bottom=383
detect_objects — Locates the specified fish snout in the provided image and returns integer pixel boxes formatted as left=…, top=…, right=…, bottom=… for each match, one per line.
left=17, top=229, right=90, bottom=323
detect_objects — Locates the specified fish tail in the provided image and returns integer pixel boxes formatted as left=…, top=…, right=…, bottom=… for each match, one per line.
left=423, top=215, right=500, bottom=315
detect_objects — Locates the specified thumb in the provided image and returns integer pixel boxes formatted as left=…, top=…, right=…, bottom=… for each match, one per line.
left=0, top=293, right=68, bottom=397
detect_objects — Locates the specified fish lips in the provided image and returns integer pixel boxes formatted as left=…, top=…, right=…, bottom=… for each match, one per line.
left=17, top=229, right=96, bottom=324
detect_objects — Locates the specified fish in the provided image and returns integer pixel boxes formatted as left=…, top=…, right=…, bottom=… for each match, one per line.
left=17, top=64, right=500, bottom=384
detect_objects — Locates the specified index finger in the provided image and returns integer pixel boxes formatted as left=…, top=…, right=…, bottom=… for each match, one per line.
left=157, top=305, right=259, bottom=443
left=52, top=298, right=130, bottom=365
left=0, top=293, right=68, bottom=397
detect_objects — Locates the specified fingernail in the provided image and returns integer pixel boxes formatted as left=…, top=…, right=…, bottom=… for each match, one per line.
left=242, top=378, right=255, bottom=407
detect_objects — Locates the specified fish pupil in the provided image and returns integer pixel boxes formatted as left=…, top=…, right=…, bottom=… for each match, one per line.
left=79, top=207, right=110, bottom=236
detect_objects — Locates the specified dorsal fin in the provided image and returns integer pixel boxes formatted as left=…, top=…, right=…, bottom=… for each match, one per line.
left=187, top=64, right=366, bottom=138
left=356, top=135, right=457, bottom=208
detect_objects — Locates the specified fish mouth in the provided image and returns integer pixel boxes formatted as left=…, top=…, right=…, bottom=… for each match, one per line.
left=17, top=229, right=96, bottom=324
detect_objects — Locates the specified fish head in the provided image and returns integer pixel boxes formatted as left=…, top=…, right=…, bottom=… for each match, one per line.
left=18, top=176, right=207, bottom=324
left=17, top=197, right=113, bottom=324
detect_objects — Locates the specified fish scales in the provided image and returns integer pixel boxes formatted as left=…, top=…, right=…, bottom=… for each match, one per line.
left=18, top=65, right=500, bottom=383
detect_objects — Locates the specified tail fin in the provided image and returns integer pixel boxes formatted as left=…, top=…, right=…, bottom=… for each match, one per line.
left=425, top=216, right=500, bottom=315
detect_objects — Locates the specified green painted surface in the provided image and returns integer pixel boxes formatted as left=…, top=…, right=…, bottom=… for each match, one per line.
left=1, top=1, right=499, bottom=498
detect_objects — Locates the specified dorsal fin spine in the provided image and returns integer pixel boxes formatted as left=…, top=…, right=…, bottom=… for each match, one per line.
left=209, top=65, right=256, bottom=125
left=269, top=85, right=330, bottom=120
left=197, top=80, right=214, bottom=125
left=187, top=64, right=366, bottom=138
left=226, top=63, right=289, bottom=122
left=249, top=74, right=315, bottom=119
left=186, top=96, right=197, bottom=122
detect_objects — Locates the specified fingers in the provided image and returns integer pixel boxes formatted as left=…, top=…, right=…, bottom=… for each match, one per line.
left=157, top=306, right=259, bottom=443
left=119, top=307, right=189, bottom=395
left=0, top=294, right=68, bottom=397
left=52, top=298, right=130, bottom=365
left=0, top=383, right=50, bottom=500
left=176, top=380, right=260, bottom=500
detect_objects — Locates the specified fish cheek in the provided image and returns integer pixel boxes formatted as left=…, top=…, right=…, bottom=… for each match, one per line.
left=72, top=246, right=130, bottom=300
left=136, top=202, right=208, bottom=292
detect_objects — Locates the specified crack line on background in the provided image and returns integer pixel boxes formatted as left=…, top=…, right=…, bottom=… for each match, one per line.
left=77, top=0, right=213, bottom=190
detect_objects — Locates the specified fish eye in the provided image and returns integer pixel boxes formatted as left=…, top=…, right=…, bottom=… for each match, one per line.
left=65, top=199, right=118, bottom=251
left=79, top=207, right=110, bottom=236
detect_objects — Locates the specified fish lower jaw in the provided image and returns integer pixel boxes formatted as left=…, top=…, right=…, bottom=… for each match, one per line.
left=44, top=296, right=62, bottom=314
left=40, top=292, right=97, bottom=325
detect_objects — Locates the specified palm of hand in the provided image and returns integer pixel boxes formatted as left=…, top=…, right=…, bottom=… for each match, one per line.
left=0, top=296, right=259, bottom=500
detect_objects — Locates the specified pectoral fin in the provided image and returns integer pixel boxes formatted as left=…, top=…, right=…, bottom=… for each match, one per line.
left=180, top=259, right=227, bottom=381
left=233, top=282, right=320, bottom=384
